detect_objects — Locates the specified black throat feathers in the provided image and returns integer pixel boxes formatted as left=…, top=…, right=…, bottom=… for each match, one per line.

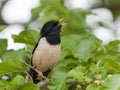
left=45, top=32, right=60, bottom=45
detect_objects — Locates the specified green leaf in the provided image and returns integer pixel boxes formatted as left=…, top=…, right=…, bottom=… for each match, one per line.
left=12, top=30, right=39, bottom=46
left=73, top=34, right=100, bottom=62
left=1, top=49, right=27, bottom=62
left=89, top=63, right=97, bottom=73
left=0, top=80, right=8, bottom=88
left=74, top=38, right=94, bottom=61
left=0, top=59, right=27, bottom=76
left=40, top=11, right=58, bottom=23
left=0, top=39, right=7, bottom=57
left=18, top=83, right=39, bottom=90
left=62, top=35, right=80, bottom=52
left=106, top=40, right=120, bottom=52
left=39, top=0, right=68, bottom=23
left=68, top=65, right=85, bottom=81
left=100, top=74, right=120, bottom=90
left=64, top=9, right=91, bottom=34
left=48, top=70, right=67, bottom=90
left=0, top=76, right=38, bottom=90
left=30, top=6, right=42, bottom=21
left=101, top=59, right=120, bottom=71
left=0, top=25, right=7, bottom=32
left=108, top=40, right=120, bottom=47
left=48, top=64, right=68, bottom=90
left=86, top=83, right=99, bottom=90
left=0, top=88, right=4, bottom=90
left=53, top=3, right=69, bottom=15
left=60, top=35, right=81, bottom=60
left=41, top=0, right=64, bottom=9
left=6, top=75, right=24, bottom=90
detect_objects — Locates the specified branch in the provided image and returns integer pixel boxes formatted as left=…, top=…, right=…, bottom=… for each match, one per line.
left=37, top=79, right=49, bottom=88
left=37, top=79, right=86, bottom=90
left=66, top=79, right=86, bottom=89
left=22, top=61, right=48, bottom=80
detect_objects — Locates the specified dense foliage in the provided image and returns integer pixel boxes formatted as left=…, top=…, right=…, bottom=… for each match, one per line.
left=0, top=0, right=120, bottom=90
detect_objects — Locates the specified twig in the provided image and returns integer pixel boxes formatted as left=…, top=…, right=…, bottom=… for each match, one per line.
left=26, top=72, right=33, bottom=82
left=37, top=79, right=49, bottom=88
left=37, top=79, right=86, bottom=89
left=22, top=61, right=48, bottom=80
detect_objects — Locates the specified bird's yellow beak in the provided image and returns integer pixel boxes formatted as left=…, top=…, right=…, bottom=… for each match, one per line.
left=59, top=18, right=67, bottom=27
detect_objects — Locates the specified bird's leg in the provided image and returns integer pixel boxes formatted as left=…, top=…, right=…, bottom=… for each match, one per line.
left=37, top=71, right=43, bottom=80
left=32, top=66, right=43, bottom=80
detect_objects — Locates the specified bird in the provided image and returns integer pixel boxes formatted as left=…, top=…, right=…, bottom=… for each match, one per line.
left=25, top=19, right=63, bottom=83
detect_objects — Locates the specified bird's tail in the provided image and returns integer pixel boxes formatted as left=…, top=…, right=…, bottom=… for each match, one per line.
left=25, top=69, right=51, bottom=83
left=43, top=70, right=51, bottom=77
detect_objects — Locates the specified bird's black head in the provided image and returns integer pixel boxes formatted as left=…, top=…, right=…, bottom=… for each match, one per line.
left=41, top=20, right=61, bottom=37
left=40, top=20, right=62, bottom=45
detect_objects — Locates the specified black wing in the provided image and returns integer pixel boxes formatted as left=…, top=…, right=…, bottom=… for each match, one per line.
left=32, top=37, right=41, bottom=54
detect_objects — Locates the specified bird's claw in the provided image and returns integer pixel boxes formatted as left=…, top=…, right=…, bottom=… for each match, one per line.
left=37, top=71, right=43, bottom=80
